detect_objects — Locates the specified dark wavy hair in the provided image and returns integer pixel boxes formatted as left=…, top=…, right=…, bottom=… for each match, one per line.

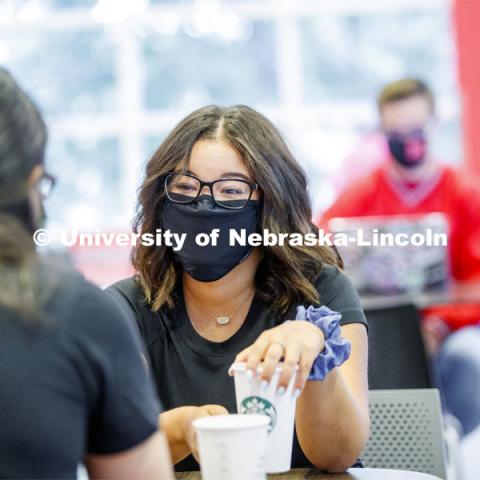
left=0, top=67, right=47, bottom=317
left=132, top=105, right=342, bottom=314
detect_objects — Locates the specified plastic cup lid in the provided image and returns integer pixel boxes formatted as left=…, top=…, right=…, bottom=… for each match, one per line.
left=193, top=414, right=270, bottom=431
left=229, top=362, right=299, bottom=374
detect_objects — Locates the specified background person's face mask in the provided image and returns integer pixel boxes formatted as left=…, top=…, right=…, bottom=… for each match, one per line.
left=161, top=195, right=262, bottom=282
left=386, top=128, right=428, bottom=169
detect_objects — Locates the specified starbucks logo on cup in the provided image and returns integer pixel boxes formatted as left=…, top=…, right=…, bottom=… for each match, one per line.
left=239, top=396, right=277, bottom=433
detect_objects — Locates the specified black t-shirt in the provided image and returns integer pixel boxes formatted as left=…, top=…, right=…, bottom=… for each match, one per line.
left=108, top=264, right=367, bottom=472
left=0, top=270, right=161, bottom=480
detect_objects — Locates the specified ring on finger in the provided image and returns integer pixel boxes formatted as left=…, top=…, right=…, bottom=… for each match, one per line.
left=269, top=339, right=286, bottom=354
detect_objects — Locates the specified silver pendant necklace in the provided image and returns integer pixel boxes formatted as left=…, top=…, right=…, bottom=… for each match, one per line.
left=216, top=316, right=231, bottom=326
left=188, top=290, right=254, bottom=326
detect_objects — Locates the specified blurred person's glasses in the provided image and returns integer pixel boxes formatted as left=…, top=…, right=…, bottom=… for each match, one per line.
left=382, top=120, right=435, bottom=139
left=384, top=128, right=426, bottom=140
left=164, top=172, right=258, bottom=210
left=38, top=172, right=56, bottom=200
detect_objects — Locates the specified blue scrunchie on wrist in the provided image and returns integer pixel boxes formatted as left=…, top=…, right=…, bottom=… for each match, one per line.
left=295, top=305, right=352, bottom=381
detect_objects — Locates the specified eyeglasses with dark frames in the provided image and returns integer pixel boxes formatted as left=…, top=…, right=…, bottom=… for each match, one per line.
left=38, top=172, right=57, bottom=200
left=164, top=172, right=258, bottom=210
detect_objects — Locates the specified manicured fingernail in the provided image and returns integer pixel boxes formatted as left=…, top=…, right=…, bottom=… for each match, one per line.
left=277, top=386, right=286, bottom=396
left=293, top=388, right=301, bottom=399
left=245, top=369, right=254, bottom=381
left=261, top=379, right=269, bottom=390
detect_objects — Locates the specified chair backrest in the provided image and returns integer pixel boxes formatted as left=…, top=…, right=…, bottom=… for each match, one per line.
left=365, top=303, right=432, bottom=390
left=362, top=389, right=448, bottom=480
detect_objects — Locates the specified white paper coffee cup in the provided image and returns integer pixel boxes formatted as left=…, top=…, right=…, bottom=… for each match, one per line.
left=193, top=414, right=269, bottom=480
left=231, top=362, right=298, bottom=473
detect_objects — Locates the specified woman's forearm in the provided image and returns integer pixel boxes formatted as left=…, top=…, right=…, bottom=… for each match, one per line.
left=295, top=369, right=370, bottom=472
left=159, top=406, right=197, bottom=464
left=295, top=324, right=370, bottom=472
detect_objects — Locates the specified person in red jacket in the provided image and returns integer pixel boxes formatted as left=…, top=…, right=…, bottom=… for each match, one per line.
left=319, top=80, right=480, bottom=282
left=318, top=78, right=480, bottom=436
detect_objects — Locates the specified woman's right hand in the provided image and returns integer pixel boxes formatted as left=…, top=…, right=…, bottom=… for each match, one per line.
left=159, top=404, right=228, bottom=464
left=183, top=405, right=229, bottom=461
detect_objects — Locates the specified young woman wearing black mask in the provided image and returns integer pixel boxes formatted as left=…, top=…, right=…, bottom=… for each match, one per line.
left=109, top=105, right=370, bottom=472
left=0, top=68, right=174, bottom=479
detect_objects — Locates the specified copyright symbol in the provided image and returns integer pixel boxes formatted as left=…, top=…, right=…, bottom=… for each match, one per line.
left=33, top=229, right=51, bottom=247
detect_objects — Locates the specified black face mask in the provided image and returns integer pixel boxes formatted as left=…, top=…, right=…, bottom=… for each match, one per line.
left=161, top=195, right=262, bottom=282
left=386, top=129, right=427, bottom=169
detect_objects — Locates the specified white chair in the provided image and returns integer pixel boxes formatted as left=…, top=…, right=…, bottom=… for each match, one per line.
left=361, top=389, right=460, bottom=480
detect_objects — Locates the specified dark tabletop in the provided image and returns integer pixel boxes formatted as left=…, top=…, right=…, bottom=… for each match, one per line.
left=175, top=468, right=442, bottom=479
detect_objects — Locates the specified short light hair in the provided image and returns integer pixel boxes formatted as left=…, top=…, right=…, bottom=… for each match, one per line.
left=377, top=78, right=435, bottom=113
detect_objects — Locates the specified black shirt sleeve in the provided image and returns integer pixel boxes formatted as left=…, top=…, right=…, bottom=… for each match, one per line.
left=313, top=264, right=368, bottom=330
left=67, top=279, right=162, bottom=454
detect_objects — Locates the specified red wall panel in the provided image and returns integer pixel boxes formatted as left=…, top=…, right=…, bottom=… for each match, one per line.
left=453, top=0, right=480, bottom=176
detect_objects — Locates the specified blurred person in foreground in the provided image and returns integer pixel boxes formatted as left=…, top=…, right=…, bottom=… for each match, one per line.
left=318, top=78, right=480, bottom=436
left=109, top=105, right=370, bottom=473
left=0, top=67, right=177, bottom=479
